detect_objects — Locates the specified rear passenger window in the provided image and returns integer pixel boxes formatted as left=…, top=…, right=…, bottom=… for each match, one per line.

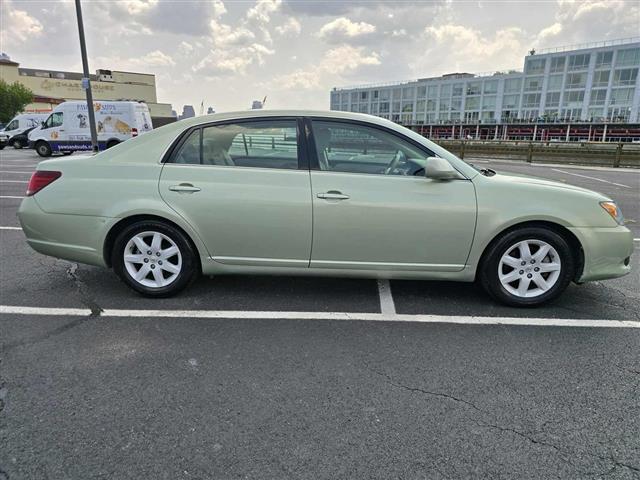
left=172, top=129, right=201, bottom=164
left=203, top=120, right=298, bottom=169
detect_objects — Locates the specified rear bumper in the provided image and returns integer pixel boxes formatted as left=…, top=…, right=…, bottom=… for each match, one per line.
left=18, top=196, right=109, bottom=267
left=568, top=225, right=633, bottom=282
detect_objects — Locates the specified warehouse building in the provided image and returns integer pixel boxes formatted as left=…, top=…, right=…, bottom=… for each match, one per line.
left=330, top=38, right=640, bottom=141
left=0, top=55, right=175, bottom=126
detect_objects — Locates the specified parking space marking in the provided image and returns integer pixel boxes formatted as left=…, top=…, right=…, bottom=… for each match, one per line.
left=0, top=180, right=27, bottom=183
left=0, top=195, right=24, bottom=199
left=0, top=226, right=22, bottom=230
left=551, top=168, right=633, bottom=189
left=0, top=171, right=32, bottom=174
left=377, top=279, right=396, bottom=315
left=1, top=305, right=638, bottom=328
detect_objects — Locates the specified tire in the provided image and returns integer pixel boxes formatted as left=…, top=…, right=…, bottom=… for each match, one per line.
left=106, top=140, right=119, bottom=149
left=12, top=139, right=23, bottom=149
left=112, top=221, right=199, bottom=297
left=478, top=227, right=575, bottom=307
left=0, top=145, right=5, bottom=150
left=35, top=141, right=52, bottom=157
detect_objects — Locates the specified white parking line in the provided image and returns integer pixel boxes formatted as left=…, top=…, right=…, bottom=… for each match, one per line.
left=0, top=171, right=31, bottom=174
left=0, top=196, right=24, bottom=199
left=0, top=226, right=22, bottom=230
left=0, top=305, right=638, bottom=328
left=377, top=279, right=396, bottom=315
left=0, top=180, right=27, bottom=183
left=551, top=168, right=633, bottom=189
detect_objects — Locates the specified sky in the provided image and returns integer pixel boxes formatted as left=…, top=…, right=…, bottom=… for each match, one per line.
left=1, top=0, right=639, bottom=114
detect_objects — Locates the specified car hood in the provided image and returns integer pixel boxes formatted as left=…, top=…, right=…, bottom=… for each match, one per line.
left=485, top=170, right=610, bottom=200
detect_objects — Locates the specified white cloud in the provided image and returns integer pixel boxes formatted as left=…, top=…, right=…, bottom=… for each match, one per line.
left=275, top=17, right=302, bottom=36
left=178, top=41, right=194, bottom=56
left=247, top=0, right=282, bottom=24
left=274, top=45, right=380, bottom=89
left=210, top=19, right=256, bottom=47
left=137, top=50, right=175, bottom=67
left=538, top=22, right=562, bottom=40
left=193, top=43, right=275, bottom=77
left=0, top=1, right=44, bottom=49
left=318, top=17, right=376, bottom=42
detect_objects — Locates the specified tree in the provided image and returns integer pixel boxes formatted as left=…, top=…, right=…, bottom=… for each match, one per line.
left=0, top=79, right=34, bottom=123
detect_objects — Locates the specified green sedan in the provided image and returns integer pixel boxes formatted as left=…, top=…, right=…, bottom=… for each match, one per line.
left=18, top=110, right=633, bottom=306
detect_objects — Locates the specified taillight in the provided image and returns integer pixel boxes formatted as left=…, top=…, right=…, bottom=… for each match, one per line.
left=131, top=127, right=138, bottom=137
left=26, top=171, right=61, bottom=196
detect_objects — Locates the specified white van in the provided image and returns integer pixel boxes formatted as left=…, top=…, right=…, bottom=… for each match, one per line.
left=28, top=101, right=153, bottom=157
left=0, top=113, right=49, bottom=149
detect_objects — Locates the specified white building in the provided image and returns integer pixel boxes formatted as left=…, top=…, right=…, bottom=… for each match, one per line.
left=330, top=38, right=640, bottom=125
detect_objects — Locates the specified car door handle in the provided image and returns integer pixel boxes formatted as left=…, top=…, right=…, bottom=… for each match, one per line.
left=317, top=191, right=350, bottom=200
left=169, top=184, right=201, bottom=193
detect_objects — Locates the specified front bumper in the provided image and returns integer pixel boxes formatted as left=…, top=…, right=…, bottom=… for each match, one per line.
left=18, top=196, right=109, bottom=267
left=568, top=225, right=633, bottom=282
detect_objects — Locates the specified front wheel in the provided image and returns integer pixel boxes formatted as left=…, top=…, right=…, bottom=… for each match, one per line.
left=112, top=221, right=199, bottom=297
left=35, top=141, right=52, bottom=157
left=478, top=227, right=575, bottom=307
left=12, top=139, right=24, bottom=149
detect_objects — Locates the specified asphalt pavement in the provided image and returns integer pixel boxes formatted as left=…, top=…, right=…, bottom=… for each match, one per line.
left=1, top=148, right=639, bottom=479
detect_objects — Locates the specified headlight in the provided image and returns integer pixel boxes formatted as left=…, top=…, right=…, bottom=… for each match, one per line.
left=600, top=201, right=625, bottom=225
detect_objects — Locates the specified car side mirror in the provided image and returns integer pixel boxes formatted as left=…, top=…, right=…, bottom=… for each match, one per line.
left=425, top=157, right=460, bottom=180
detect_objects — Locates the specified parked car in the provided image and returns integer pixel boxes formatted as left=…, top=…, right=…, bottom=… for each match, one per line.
left=0, top=113, right=48, bottom=149
left=28, top=100, right=153, bottom=157
left=18, top=110, right=633, bottom=306
left=7, top=126, right=37, bottom=150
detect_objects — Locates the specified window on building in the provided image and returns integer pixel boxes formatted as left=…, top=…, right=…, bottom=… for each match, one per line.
left=567, top=53, right=590, bottom=70
left=392, top=101, right=401, bottom=112
left=359, top=104, right=369, bottom=113
left=311, top=120, right=431, bottom=175
left=427, top=85, right=439, bottom=98
left=502, top=94, right=520, bottom=109
left=592, top=70, right=610, bottom=88
left=380, top=89, right=390, bottom=101
left=525, top=58, right=546, bottom=74
left=587, top=107, right=604, bottom=120
left=465, top=97, right=480, bottom=110
left=613, top=68, right=638, bottom=86
left=524, top=76, right=544, bottom=91
left=401, top=100, right=414, bottom=112
left=450, top=98, right=462, bottom=111
left=482, top=95, right=497, bottom=109
left=402, top=87, right=415, bottom=99
left=607, top=107, right=631, bottom=122
left=392, top=88, right=402, bottom=101
left=589, top=89, right=607, bottom=105
left=466, top=82, right=481, bottom=95
left=609, top=87, right=635, bottom=105
left=483, top=80, right=498, bottom=94
left=595, top=51, right=613, bottom=68
left=545, top=92, right=561, bottom=107
left=452, top=84, right=463, bottom=96
left=373, top=90, right=379, bottom=100
left=351, top=92, right=358, bottom=102
left=360, top=91, right=368, bottom=101
left=563, top=90, right=585, bottom=107
left=504, top=78, right=522, bottom=93
left=549, top=56, right=565, bottom=73
left=416, top=100, right=426, bottom=112
left=616, top=48, right=640, bottom=67
left=481, top=111, right=496, bottom=121
left=439, top=98, right=450, bottom=111
left=417, top=86, right=426, bottom=98
left=379, top=102, right=390, bottom=113
left=522, top=93, right=541, bottom=107
left=565, top=72, right=587, bottom=89
left=547, top=74, right=563, bottom=90
left=441, top=84, right=452, bottom=97
left=426, top=99, right=437, bottom=111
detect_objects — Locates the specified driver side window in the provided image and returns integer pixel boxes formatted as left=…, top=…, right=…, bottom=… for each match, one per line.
left=311, top=120, right=431, bottom=176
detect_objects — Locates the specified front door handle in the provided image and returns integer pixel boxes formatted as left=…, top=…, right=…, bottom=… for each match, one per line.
left=169, top=183, right=201, bottom=193
left=317, top=191, right=350, bottom=200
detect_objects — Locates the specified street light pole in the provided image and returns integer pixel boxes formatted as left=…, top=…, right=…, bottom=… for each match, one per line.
left=74, top=0, right=98, bottom=153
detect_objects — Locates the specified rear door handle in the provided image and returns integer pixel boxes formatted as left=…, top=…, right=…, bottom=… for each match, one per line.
left=169, top=183, right=201, bottom=193
left=317, top=191, right=350, bottom=200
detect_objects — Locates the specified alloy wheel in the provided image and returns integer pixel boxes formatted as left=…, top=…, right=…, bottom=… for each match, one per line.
left=123, top=231, right=182, bottom=288
left=498, top=239, right=561, bottom=298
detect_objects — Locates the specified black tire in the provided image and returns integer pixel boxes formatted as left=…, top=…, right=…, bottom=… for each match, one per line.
left=61, top=151, right=73, bottom=156
left=35, top=141, right=52, bottom=157
left=478, top=227, right=575, bottom=307
left=106, top=140, right=119, bottom=149
left=112, top=220, right=199, bottom=297
left=12, top=139, right=24, bottom=149
left=0, top=145, right=5, bottom=150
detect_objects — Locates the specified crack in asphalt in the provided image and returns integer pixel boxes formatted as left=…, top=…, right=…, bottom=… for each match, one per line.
left=0, top=265, right=102, bottom=353
left=367, top=366, right=640, bottom=476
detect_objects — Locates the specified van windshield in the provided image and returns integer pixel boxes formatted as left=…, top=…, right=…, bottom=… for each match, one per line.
left=43, top=112, right=63, bottom=129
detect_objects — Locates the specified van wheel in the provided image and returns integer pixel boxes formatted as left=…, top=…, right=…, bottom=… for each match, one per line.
left=106, top=140, right=119, bottom=149
left=0, top=145, right=4, bottom=150
left=478, top=227, right=575, bottom=307
left=112, top=220, right=199, bottom=297
left=35, top=141, right=52, bottom=157
left=12, top=139, right=24, bottom=149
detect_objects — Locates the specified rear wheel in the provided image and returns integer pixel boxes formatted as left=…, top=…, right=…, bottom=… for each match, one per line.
left=112, top=221, right=199, bottom=297
left=478, top=227, right=575, bottom=307
left=12, top=139, right=24, bottom=149
left=35, top=141, right=52, bottom=157
left=106, top=140, right=119, bottom=149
